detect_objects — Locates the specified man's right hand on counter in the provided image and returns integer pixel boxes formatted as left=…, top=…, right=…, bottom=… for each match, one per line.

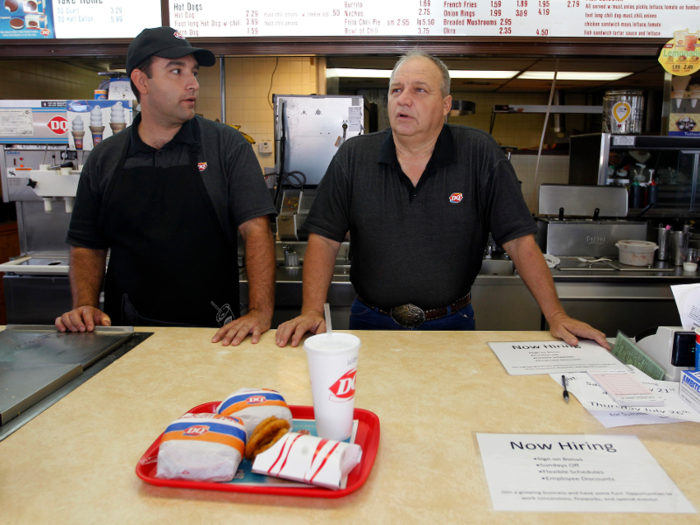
left=55, top=306, right=112, bottom=333
left=275, top=310, right=327, bottom=347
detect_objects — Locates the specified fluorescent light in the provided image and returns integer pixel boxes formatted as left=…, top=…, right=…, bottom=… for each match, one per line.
left=451, top=71, right=519, bottom=79
left=326, top=69, right=519, bottom=79
left=326, top=68, right=391, bottom=78
left=518, top=71, right=633, bottom=81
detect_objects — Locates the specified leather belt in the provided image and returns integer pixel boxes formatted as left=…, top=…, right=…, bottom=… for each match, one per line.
left=356, top=293, right=471, bottom=328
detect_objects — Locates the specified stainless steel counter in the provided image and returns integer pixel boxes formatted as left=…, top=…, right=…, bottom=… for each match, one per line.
left=240, top=256, right=700, bottom=336
left=4, top=251, right=699, bottom=336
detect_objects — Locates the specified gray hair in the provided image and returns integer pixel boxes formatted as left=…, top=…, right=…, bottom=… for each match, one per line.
left=389, top=49, right=451, bottom=98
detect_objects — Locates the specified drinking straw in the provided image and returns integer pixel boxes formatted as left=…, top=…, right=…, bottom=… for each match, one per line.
left=324, top=302, right=333, bottom=337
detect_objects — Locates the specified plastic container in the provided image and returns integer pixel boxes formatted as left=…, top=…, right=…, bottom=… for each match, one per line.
left=615, top=240, right=658, bottom=266
left=629, top=180, right=643, bottom=208
left=648, top=169, right=658, bottom=206
left=602, top=90, right=644, bottom=134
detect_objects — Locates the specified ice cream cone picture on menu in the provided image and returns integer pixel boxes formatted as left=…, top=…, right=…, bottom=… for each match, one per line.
left=672, top=75, right=692, bottom=109
left=71, top=116, right=85, bottom=150
left=89, top=105, right=104, bottom=146
left=691, top=81, right=700, bottom=109
left=110, top=102, right=126, bottom=133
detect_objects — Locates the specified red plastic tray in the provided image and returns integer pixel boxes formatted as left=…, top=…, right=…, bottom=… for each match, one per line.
left=136, top=403, right=380, bottom=498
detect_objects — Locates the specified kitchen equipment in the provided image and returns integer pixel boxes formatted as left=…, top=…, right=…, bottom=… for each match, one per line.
left=569, top=133, right=700, bottom=214
left=670, top=230, right=688, bottom=266
left=602, top=90, right=644, bottom=134
left=634, top=326, right=696, bottom=381
left=537, top=219, right=647, bottom=257
left=538, top=184, right=628, bottom=217
left=0, top=100, right=134, bottom=323
left=537, top=183, right=648, bottom=258
left=656, top=226, right=671, bottom=260
left=615, top=240, right=657, bottom=266
left=577, top=257, right=611, bottom=263
left=274, top=95, right=363, bottom=188
left=0, top=325, right=134, bottom=426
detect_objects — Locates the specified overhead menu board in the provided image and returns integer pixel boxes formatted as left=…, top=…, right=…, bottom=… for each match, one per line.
left=169, top=0, right=695, bottom=39
left=0, top=0, right=161, bottom=39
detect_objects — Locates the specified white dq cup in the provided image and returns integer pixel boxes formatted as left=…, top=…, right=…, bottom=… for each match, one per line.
left=304, top=333, right=360, bottom=441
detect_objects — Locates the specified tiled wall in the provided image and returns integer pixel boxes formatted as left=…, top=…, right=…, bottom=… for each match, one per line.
left=0, top=59, right=98, bottom=100
left=442, top=91, right=572, bottom=212
left=195, top=57, right=320, bottom=172
left=509, top=154, right=570, bottom=213
left=448, top=91, right=550, bottom=149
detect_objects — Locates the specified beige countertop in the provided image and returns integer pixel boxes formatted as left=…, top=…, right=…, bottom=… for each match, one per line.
left=1, top=329, right=698, bottom=524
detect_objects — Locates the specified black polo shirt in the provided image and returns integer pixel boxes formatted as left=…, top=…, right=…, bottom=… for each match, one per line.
left=67, top=114, right=276, bottom=249
left=303, top=124, right=537, bottom=311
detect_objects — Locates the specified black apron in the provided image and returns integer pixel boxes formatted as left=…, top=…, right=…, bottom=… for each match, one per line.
left=99, top=119, right=240, bottom=328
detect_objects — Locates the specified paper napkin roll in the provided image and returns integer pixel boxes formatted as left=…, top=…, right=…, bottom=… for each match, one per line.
left=216, top=388, right=293, bottom=438
left=252, top=432, right=362, bottom=490
left=156, top=413, right=246, bottom=482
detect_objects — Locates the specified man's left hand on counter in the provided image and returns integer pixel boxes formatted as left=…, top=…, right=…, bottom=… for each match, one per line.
left=211, top=308, right=272, bottom=346
left=548, top=311, right=610, bottom=350
left=503, top=234, right=610, bottom=351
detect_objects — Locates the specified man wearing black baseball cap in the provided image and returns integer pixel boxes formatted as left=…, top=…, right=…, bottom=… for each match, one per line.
left=58, top=27, right=277, bottom=347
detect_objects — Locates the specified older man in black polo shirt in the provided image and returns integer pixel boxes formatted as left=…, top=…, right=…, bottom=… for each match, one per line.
left=276, top=50, right=608, bottom=349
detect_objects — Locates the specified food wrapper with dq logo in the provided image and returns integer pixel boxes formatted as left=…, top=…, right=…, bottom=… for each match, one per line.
left=156, top=413, right=246, bottom=482
left=252, top=432, right=362, bottom=490
left=216, top=388, right=293, bottom=438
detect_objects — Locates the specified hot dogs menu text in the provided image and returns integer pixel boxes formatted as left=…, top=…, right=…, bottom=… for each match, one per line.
left=169, top=0, right=696, bottom=38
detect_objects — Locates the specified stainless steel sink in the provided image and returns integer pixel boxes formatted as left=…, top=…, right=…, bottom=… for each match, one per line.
left=479, top=259, right=515, bottom=276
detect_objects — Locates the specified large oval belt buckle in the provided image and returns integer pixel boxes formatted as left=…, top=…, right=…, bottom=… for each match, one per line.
left=390, top=303, right=426, bottom=328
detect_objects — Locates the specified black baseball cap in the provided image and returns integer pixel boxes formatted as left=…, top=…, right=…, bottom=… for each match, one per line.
left=126, top=26, right=216, bottom=76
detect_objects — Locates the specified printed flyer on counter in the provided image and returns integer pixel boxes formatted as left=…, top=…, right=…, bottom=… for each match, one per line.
left=487, top=340, right=626, bottom=376
left=477, top=434, right=696, bottom=513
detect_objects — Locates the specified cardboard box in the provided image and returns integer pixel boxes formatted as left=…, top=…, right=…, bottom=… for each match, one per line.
left=679, top=370, right=700, bottom=413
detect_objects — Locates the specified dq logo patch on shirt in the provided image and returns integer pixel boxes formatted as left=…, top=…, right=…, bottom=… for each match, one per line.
left=449, top=192, right=463, bottom=204
left=198, top=162, right=208, bottom=172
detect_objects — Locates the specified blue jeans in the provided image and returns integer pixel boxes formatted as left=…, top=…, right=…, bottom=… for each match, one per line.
left=348, top=298, right=476, bottom=331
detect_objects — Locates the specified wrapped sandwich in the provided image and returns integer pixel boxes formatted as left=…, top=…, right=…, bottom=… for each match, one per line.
left=217, top=388, right=294, bottom=460
left=156, top=413, right=246, bottom=482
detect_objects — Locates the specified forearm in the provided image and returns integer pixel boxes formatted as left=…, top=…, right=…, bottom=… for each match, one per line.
left=301, top=233, right=341, bottom=315
left=69, top=246, right=107, bottom=309
left=241, top=217, right=276, bottom=317
left=503, top=235, right=565, bottom=323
